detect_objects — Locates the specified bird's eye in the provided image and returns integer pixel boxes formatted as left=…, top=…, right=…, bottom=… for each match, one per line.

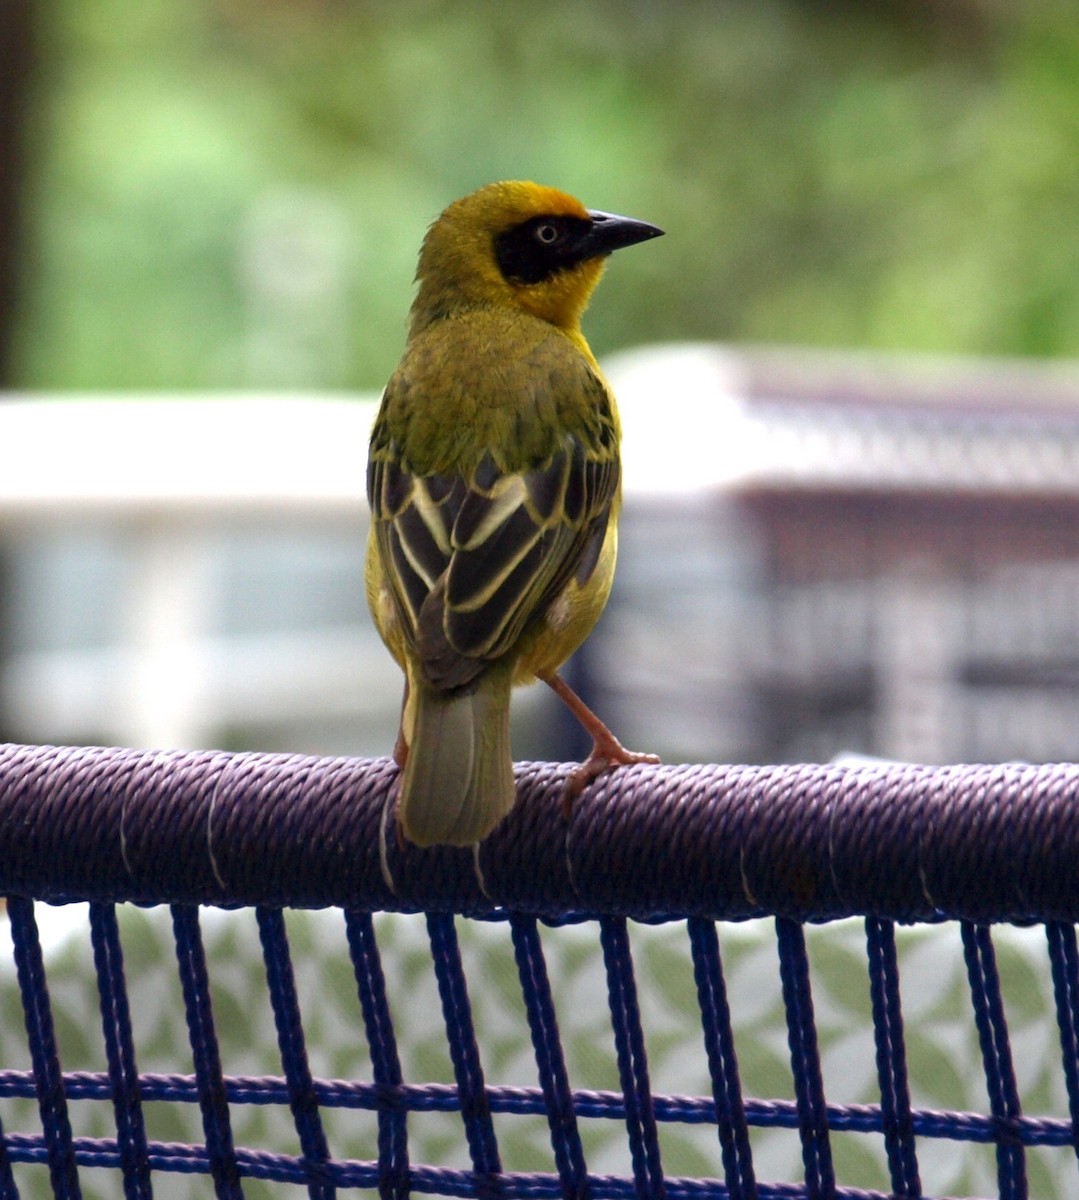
left=534, top=222, right=562, bottom=245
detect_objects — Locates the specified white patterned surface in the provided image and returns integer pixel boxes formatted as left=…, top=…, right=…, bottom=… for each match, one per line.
left=0, top=906, right=1072, bottom=1198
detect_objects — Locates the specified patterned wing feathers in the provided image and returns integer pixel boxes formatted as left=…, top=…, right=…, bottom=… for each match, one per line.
left=371, top=428, right=617, bottom=690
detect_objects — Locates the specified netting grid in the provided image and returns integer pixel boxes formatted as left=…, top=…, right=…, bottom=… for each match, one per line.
left=1, top=743, right=1079, bottom=1199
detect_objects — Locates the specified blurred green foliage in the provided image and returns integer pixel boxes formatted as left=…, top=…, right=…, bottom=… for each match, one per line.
left=12, top=0, right=1079, bottom=390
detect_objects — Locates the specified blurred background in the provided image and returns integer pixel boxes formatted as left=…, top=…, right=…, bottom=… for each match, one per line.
left=4, top=3, right=1079, bottom=1198
left=3, top=0, right=1079, bottom=771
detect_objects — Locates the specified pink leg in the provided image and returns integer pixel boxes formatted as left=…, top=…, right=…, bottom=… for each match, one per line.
left=392, top=679, right=410, bottom=769
left=539, top=670, right=660, bottom=815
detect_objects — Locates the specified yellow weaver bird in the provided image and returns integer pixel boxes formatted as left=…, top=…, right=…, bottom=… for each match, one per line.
left=366, top=180, right=663, bottom=847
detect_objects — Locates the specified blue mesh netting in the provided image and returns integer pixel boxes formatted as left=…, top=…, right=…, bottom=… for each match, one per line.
left=1, top=743, right=1079, bottom=1198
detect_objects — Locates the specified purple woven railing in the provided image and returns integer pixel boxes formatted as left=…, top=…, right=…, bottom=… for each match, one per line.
left=0, top=743, right=1077, bottom=921
left=1, top=742, right=1079, bottom=1200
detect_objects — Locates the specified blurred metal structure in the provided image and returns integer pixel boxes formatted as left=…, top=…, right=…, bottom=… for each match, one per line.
left=603, top=344, right=1079, bottom=765
left=4, top=345, right=1079, bottom=765
left=0, top=397, right=392, bottom=753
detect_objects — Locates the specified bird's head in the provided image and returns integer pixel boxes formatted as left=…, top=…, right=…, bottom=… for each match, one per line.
left=410, top=181, right=663, bottom=334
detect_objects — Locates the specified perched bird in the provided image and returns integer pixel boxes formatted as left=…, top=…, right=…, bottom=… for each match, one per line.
left=366, top=180, right=663, bottom=847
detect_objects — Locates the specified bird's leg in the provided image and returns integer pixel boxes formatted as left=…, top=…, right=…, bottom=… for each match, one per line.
left=393, top=682, right=409, bottom=848
left=392, top=726, right=409, bottom=770
left=539, top=669, right=659, bottom=815
left=393, top=679, right=410, bottom=769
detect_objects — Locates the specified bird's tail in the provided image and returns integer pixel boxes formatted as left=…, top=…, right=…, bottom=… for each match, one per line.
left=398, top=665, right=515, bottom=847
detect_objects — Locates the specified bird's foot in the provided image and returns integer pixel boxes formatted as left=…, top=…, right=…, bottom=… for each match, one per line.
left=562, top=733, right=660, bottom=816
left=537, top=669, right=659, bottom=818
left=392, top=727, right=408, bottom=770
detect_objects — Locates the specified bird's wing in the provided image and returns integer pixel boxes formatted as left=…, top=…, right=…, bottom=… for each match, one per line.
left=367, top=380, right=619, bottom=691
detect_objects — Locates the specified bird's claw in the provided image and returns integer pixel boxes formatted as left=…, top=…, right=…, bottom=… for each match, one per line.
left=562, top=736, right=660, bottom=818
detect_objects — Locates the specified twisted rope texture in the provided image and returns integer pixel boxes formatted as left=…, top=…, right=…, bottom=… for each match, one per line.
left=1, top=743, right=1078, bottom=1198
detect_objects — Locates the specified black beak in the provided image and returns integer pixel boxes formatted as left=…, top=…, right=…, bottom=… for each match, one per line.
left=582, top=209, right=665, bottom=255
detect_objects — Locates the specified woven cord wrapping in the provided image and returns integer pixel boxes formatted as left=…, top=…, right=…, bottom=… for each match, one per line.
left=4, top=744, right=1079, bottom=1200
left=1, top=743, right=1079, bottom=920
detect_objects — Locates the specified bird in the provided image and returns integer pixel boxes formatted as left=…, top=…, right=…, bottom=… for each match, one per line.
left=365, top=180, right=663, bottom=847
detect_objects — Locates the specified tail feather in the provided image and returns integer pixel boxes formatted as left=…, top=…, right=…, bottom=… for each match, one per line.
left=398, top=669, right=515, bottom=846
